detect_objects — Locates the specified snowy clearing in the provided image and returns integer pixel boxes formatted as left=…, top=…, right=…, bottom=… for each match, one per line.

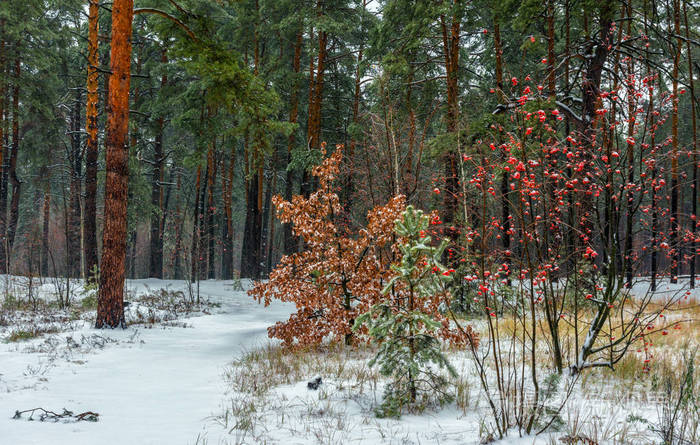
left=0, top=277, right=697, bottom=445
left=0, top=278, right=294, bottom=445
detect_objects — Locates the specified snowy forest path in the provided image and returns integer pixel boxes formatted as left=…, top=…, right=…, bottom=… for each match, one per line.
left=0, top=279, right=293, bottom=445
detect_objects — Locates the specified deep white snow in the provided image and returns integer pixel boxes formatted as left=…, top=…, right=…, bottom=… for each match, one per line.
left=0, top=277, right=696, bottom=445
left=0, top=279, right=295, bottom=445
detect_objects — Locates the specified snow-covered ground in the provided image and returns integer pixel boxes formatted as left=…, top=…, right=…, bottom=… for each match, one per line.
left=0, top=279, right=295, bottom=445
left=0, top=277, right=697, bottom=445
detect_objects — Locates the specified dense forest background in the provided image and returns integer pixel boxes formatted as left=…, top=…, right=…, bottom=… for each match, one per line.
left=0, top=0, right=697, bottom=286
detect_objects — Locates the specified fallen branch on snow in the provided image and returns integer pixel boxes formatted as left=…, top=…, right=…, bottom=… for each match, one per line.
left=12, top=407, right=99, bottom=422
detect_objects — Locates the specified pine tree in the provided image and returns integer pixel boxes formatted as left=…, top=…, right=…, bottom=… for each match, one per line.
left=354, top=205, right=459, bottom=418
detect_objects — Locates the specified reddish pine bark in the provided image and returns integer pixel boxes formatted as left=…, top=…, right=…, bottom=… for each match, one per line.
left=84, top=0, right=100, bottom=281
left=96, top=0, right=134, bottom=329
left=283, top=29, right=302, bottom=255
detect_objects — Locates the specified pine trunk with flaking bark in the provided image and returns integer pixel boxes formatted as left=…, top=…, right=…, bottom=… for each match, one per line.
left=494, top=17, right=511, bottom=280
left=546, top=0, right=556, bottom=100
left=683, top=0, right=697, bottom=288
left=346, top=0, right=367, bottom=209
left=96, top=0, right=133, bottom=329
left=670, top=0, right=681, bottom=283
left=0, top=27, right=7, bottom=274
left=41, top=178, right=51, bottom=277
left=190, top=164, right=202, bottom=282
left=309, top=30, right=327, bottom=154
left=172, top=170, right=183, bottom=279
left=206, top=142, right=217, bottom=279
left=404, top=60, right=416, bottom=197
left=283, top=30, right=302, bottom=255
left=241, top=12, right=266, bottom=278
left=624, top=3, right=635, bottom=287
left=221, top=147, right=235, bottom=279
left=644, top=1, right=658, bottom=291
left=241, top=170, right=261, bottom=278
left=67, top=88, right=83, bottom=278
left=301, top=25, right=315, bottom=197
left=149, top=120, right=164, bottom=278
left=440, top=2, right=461, bottom=251
left=149, top=49, right=167, bottom=279
left=581, top=1, right=614, bottom=134
left=262, top=160, right=274, bottom=275
left=7, top=55, right=20, bottom=260
left=84, top=0, right=99, bottom=282
left=266, top=169, right=277, bottom=274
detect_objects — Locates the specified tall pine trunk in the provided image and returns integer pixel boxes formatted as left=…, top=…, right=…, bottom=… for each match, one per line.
left=283, top=29, right=302, bottom=255
left=221, top=146, right=235, bottom=279
left=40, top=174, right=51, bottom=277
left=206, top=143, right=217, bottom=279
left=0, top=22, right=6, bottom=274
left=173, top=170, right=183, bottom=279
left=149, top=50, right=167, bottom=279
left=7, top=55, right=20, bottom=260
left=440, top=2, right=461, bottom=250
left=84, top=0, right=99, bottom=282
left=190, top=164, right=202, bottom=282
left=96, top=0, right=133, bottom=329
left=670, top=0, right=681, bottom=283
left=67, top=89, right=82, bottom=278
left=683, top=0, right=697, bottom=287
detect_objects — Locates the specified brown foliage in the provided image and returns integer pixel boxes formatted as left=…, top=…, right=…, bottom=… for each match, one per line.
left=251, top=147, right=479, bottom=349
left=250, top=147, right=406, bottom=346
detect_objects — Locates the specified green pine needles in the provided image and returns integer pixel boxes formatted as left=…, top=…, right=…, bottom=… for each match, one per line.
left=354, top=205, right=457, bottom=418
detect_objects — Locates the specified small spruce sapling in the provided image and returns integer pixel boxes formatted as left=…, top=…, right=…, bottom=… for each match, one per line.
left=354, top=205, right=457, bottom=418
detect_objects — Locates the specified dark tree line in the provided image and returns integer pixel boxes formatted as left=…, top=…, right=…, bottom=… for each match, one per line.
left=0, top=0, right=697, bottom=326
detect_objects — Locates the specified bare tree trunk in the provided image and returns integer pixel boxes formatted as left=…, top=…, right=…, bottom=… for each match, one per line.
left=494, top=17, right=510, bottom=283
left=96, top=0, right=134, bottom=329
left=173, top=170, right=183, bottom=279
left=7, top=55, right=20, bottom=259
left=683, top=0, right=697, bottom=288
left=440, top=2, right=461, bottom=251
left=283, top=29, right=302, bottom=255
left=206, top=142, right=217, bottom=279
left=221, top=147, right=234, bottom=279
left=240, top=148, right=261, bottom=279
left=670, top=0, right=681, bottom=283
left=624, top=3, right=635, bottom=287
left=190, top=164, right=202, bottom=282
left=41, top=176, right=51, bottom=277
left=149, top=50, right=167, bottom=279
left=0, top=21, right=6, bottom=274
left=346, top=0, right=366, bottom=212
left=67, top=88, right=83, bottom=278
